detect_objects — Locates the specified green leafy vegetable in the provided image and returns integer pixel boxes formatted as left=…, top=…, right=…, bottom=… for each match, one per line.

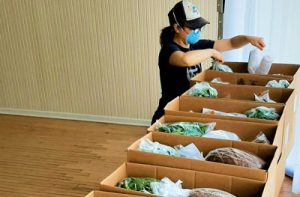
left=117, top=177, right=159, bottom=193
left=188, top=82, right=218, bottom=98
left=245, top=106, right=279, bottom=120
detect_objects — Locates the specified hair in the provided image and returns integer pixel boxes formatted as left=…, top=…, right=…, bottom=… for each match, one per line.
left=160, top=26, right=175, bottom=46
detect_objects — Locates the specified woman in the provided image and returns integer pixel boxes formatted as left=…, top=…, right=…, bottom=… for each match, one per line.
left=151, top=0, right=265, bottom=124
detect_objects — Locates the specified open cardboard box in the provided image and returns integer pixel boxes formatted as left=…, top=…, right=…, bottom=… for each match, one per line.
left=164, top=96, right=285, bottom=125
left=190, top=70, right=294, bottom=88
left=100, top=162, right=268, bottom=197
left=148, top=115, right=283, bottom=153
left=85, top=191, right=142, bottom=197
left=183, top=82, right=294, bottom=104
left=222, top=62, right=300, bottom=89
left=127, top=132, right=279, bottom=182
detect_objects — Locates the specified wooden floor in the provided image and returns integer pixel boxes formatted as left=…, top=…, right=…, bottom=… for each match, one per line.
left=0, top=114, right=298, bottom=197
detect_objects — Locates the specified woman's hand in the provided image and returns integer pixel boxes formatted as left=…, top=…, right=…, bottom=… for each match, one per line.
left=247, top=36, right=266, bottom=50
left=211, top=49, right=224, bottom=63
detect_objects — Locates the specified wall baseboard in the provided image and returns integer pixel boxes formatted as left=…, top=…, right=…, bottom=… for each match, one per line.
left=0, top=108, right=151, bottom=127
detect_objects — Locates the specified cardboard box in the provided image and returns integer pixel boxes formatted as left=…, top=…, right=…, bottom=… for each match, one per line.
left=272, top=153, right=286, bottom=197
left=85, top=191, right=142, bottom=197
left=148, top=115, right=283, bottom=152
left=183, top=82, right=294, bottom=104
left=100, top=162, right=266, bottom=197
left=191, top=70, right=294, bottom=88
left=224, top=62, right=299, bottom=78
left=164, top=96, right=285, bottom=125
left=127, top=132, right=279, bottom=182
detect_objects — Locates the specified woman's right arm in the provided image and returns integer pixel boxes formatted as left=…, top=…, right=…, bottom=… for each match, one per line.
left=169, top=49, right=224, bottom=67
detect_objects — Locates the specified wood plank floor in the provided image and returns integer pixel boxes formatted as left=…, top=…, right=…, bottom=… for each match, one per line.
left=0, top=114, right=298, bottom=197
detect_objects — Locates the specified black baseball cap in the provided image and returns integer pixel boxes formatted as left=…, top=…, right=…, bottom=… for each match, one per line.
left=168, top=0, right=210, bottom=29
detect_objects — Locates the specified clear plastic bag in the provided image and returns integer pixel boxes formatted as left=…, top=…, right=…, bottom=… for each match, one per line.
left=188, top=82, right=218, bottom=98
left=139, top=139, right=179, bottom=156
left=202, top=108, right=247, bottom=118
left=157, top=121, right=216, bottom=137
left=151, top=177, right=191, bottom=197
left=211, top=61, right=233, bottom=73
left=245, top=106, right=279, bottom=120
left=189, top=188, right=236, bottom=197
left=254, top=90, right=276, bottom=103
left=211, top=77, right=229, bottom=84
left=176, top=143, right=205, bottom=160
left=205, top=147, right=266, bottom=169
left=252, top=132, right=270, bottom=144
left=255, top=55, right=273, bottom=75
left=248, top=49, right=262, bottom=74
left=266, top=79, right=290, bottom=88
left=202, top=130, right=241, bottom=141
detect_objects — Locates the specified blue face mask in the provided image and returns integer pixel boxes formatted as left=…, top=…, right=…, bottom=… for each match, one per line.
left=186, top=29, right=201, bottom=44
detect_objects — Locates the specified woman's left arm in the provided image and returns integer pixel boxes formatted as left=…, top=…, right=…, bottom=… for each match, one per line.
left=213, top=35, right=266, bottom=52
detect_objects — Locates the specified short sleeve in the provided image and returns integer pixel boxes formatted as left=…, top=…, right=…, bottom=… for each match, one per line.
left=159, top=43, right=182, bottom=66
left=192, top=39, right=215, bottom=50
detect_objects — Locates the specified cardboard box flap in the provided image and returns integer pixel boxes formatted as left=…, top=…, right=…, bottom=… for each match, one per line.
left=85, top=191, right=143, bottom=197
left=191, top=70, right=293, bottom=87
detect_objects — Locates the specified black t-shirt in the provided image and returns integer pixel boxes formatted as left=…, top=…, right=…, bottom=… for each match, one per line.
left=158, top=39, right=215, bottom=100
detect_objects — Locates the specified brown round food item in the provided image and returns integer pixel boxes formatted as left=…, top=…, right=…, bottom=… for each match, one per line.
left=189, top=188, right=236, bottom=197
left=205, top=147, right=266, bottom=169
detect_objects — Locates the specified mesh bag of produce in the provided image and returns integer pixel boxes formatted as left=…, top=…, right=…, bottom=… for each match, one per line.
left=205, top=147, right=266, bottom=169
left=189, top=188, right=236, bottom=197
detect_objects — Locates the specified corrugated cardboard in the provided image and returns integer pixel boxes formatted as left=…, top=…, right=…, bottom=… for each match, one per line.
left=148, top=114, right=283, bottom=153
left=100, top=162, right=266, bottom=197
left=164, top=96, right=285, bottom=125
left=148, top=115, right=284, bottom=153
left=85, top=191, right=142, bottom=197
left=273, top=153, right=286, bottom=197
left=191, top=70, right=294, bottom=88
left=183, top=82, right=294, bottom=104
left=127, top=132, right=279, bottom=182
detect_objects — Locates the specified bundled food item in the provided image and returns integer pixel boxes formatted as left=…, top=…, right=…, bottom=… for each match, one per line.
left=117, top=177, right=159, bottom=194
left=245, top=106, right=279, bottom=120
left=157, top=121, right=216, bottom=137
left=202, top=130, right=241, bottom=141
left=202, top=108, right=247, bottom=118
left=188, top=82, right=218, bottom=98
left=211, top=77, right=229, bottom=84
left=189, top=188, right=236, bottom=197
left=139, top=139, right=179, bottom=157
left=139, top=139, right=204, bottom=160
left=252, top=132, right=270, bottom=144
left=248, top=49, right=262, bottom=74
left=254, top=90, right=276, bottom=103
left=205, top=147, right=266, bottom=169
left=255, top=55, right=273, bottom=75
left=266, top=79, right=290, bottom=88
left=211, top=61, right=233, bottom=73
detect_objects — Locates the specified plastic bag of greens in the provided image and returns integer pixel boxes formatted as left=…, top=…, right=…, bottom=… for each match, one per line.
left=254, top=90, right=276, bottom=103
left=139, top=139, right=179, bottom=156
left=245, top=106, right=279, bottom=120
left=202, top=108, right=247, bottom=118
left=202, top=130, right=241, bottom=141
left=252, top=132, right=270, bottom=144
left=151, top=177, right=191, bottom=197
left=156, top=121, right=216, bottom=137
left=188, top=82, right=218, bottom=98
left=176, top=143, right=205, bottom=160
left=211, top=77, right=230, bottom=84
left=117, top=177, right=159, bottom=194
left=266, top=79, right=290, bottom=88
left=211, top=61, right=233, bottom=72
left=189, top=188, right=236, bottom=197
